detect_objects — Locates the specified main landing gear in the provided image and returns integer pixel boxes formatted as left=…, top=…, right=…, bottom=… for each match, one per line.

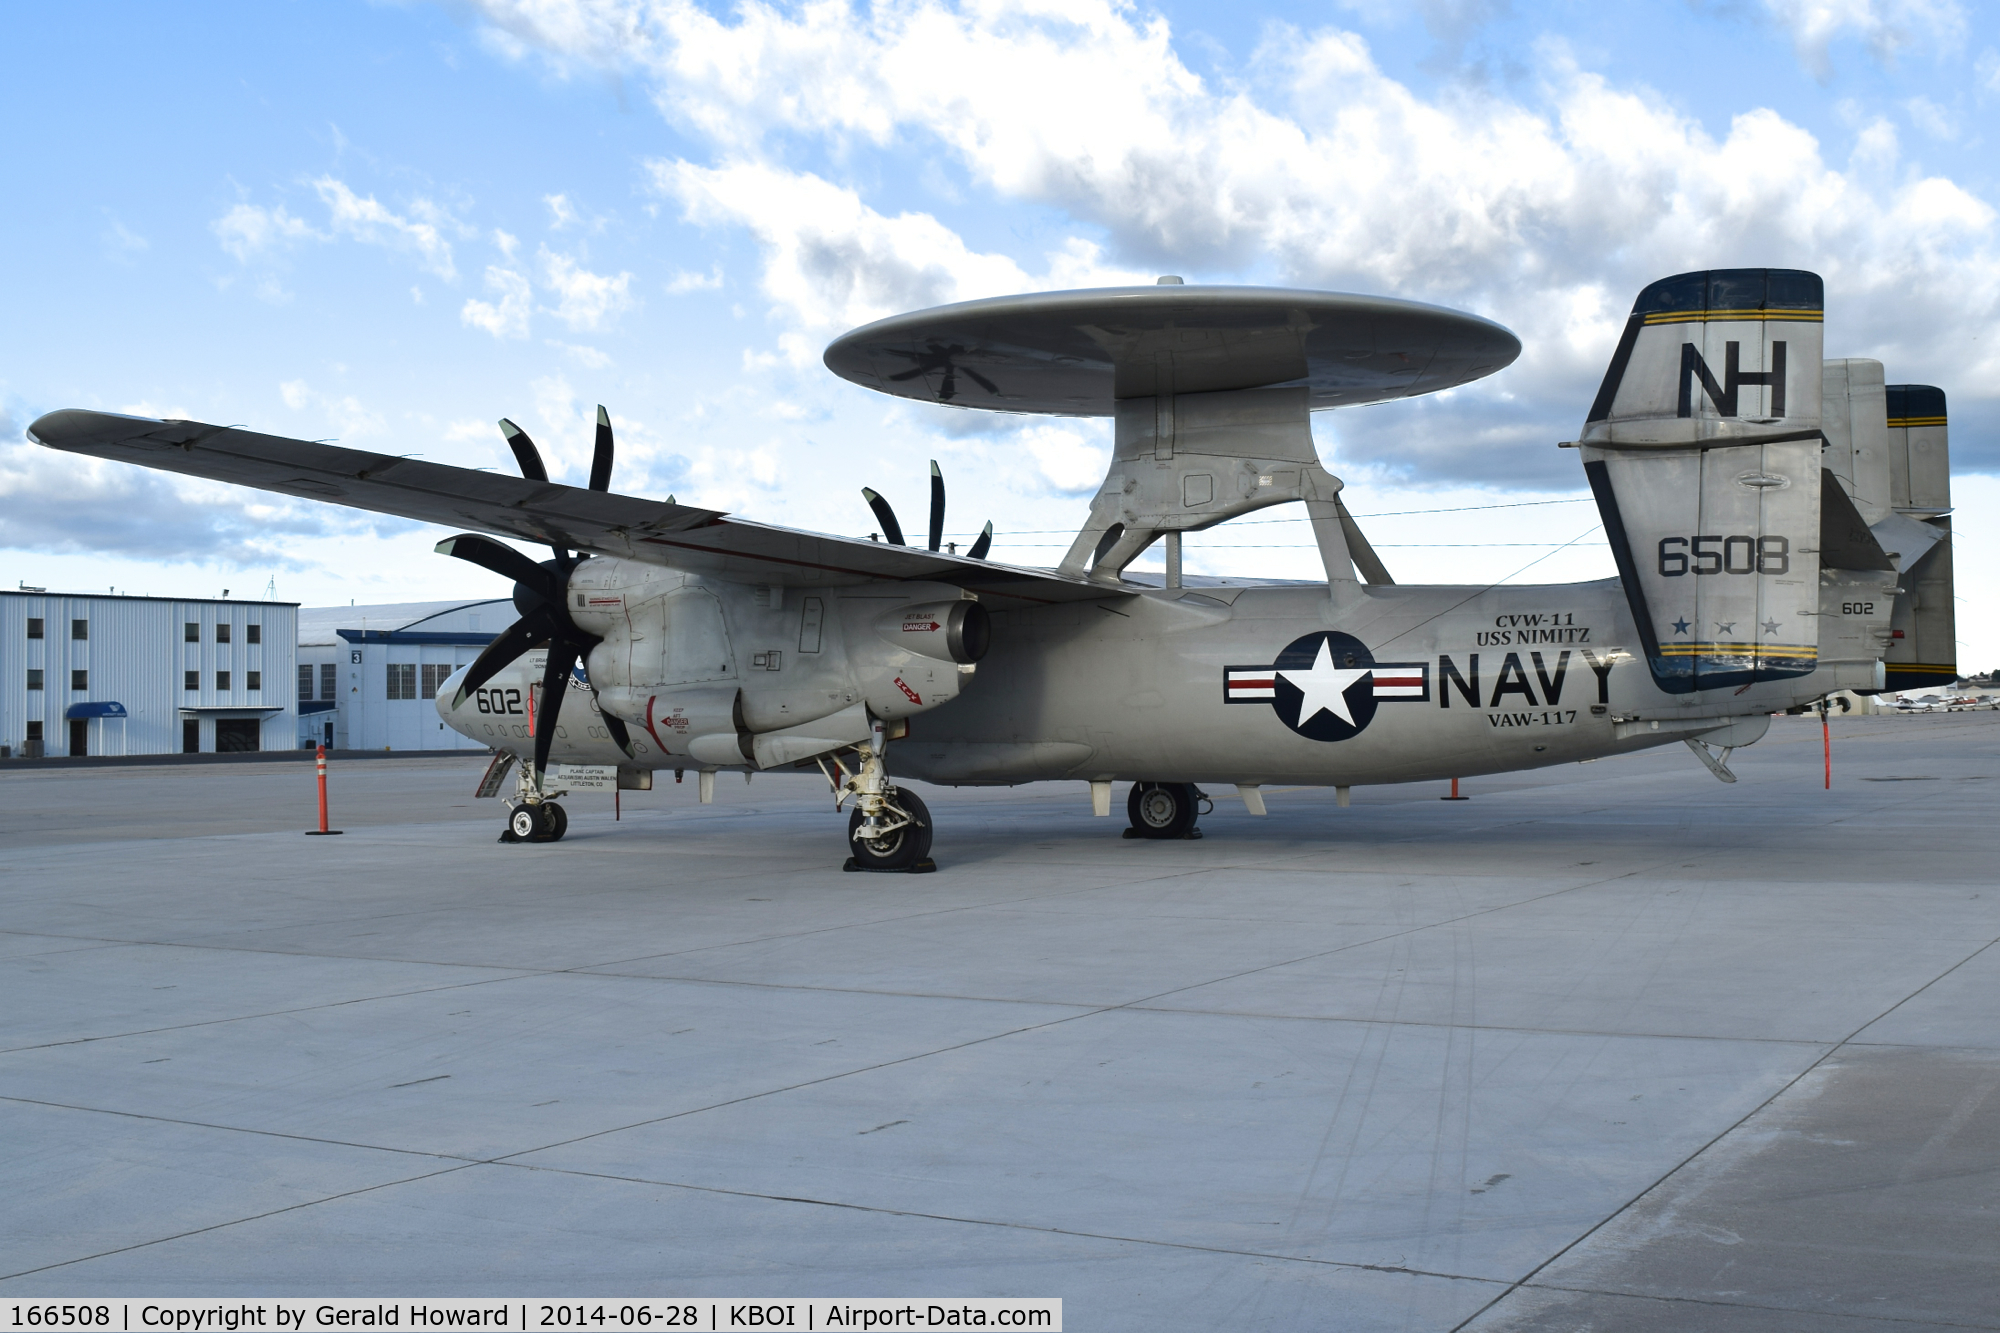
left=1124, top=782, right=1208, bottom=840
left=820, top=719, right=936, bottom=873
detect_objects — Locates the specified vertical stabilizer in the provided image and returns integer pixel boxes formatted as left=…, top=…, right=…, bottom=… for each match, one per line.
left=1882, top=385, right=1956, bottom=690
left=1821, top=359, right=1891, bottom=524
left=1578, top=269, right=1825, bottom=694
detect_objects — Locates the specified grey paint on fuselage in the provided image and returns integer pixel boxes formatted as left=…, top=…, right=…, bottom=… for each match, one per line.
left=438, top=570, right=1800, bottom=789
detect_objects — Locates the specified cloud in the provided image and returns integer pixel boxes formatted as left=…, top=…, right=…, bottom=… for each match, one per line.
left=100, top=216, right=150, bottom=265
left=1762, top=0, right=1967, bottom=79
left=545, top=192, right=581, bottom=229
left=657, top=160, right=1147, bottom=332
left=278, top=380, right=388, bottom=439
left=310, top=176, right=461, bottom=280
left=475, top=0, right=2000, bottom=481
left=666, top=264, right=724, bottom=292
left=0, top=437, right=339, bottom=568
left=212, top=201, right=321, bottom=261
left=549, top=340, right=614, bottom=368
left=461, top=265, right=534, bottom=338
left=538, top=246, right=636, bottom=330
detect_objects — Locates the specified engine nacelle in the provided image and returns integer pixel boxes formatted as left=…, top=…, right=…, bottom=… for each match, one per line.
left=564, top=558, right=984, bottom=767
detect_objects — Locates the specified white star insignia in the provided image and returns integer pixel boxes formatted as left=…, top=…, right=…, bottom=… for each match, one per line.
left=1279, top=638, right=1373, bottom=727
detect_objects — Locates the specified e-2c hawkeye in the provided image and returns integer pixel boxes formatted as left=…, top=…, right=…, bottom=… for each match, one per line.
left=30, top=268, right=1956, bottom=867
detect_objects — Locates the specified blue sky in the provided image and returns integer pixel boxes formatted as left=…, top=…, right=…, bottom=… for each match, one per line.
left=3, top=0, right=1996, bottom=668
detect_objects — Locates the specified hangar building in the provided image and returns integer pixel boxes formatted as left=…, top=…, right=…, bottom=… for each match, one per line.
left=297, top=599, right=510, bottom=751
left=2, top=588, right=297, bottom=757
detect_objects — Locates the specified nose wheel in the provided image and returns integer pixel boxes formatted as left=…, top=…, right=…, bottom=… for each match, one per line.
left=501, top=801, right=568, bottom=843
left=1125, top=782, right=1205, bottom=839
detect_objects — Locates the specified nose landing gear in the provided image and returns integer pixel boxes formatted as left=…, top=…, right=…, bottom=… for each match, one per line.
left=502, top=800, right=568, bottom=842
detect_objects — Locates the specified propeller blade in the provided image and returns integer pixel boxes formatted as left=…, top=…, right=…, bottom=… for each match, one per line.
left=928, top=460, right=945, bottom=552
left=434, top=535, right=564, bottom=603
left=589, top=405, right=614, bottom=492
left=499, top=419, right=548, bottom=483
left=452, top=610, right=559, bottom=707
left=600, top=709, right=636, bottom=758
left=963, top=366, right=998, bottom=394
left=862, top=487, right=906, bottom=545
left=532, top=641, right=579, bottom=788
left=966, top=521, right=993, bottom=561
left=939, top=365, right=957, bottom=402
left=886, top=365, right=928, bottom=382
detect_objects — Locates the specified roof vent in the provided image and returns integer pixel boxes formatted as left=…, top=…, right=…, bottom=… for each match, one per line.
left=1155, top=275, right=1185, bottom=285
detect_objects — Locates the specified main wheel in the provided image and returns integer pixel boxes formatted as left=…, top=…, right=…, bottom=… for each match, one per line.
left=1127, top=782, right=1199, bottom=839
left=508, top=803, right=548, bottom=842
left=847, top=786, right=933, bottom=870
left=544, top=803, right=568, bottom=841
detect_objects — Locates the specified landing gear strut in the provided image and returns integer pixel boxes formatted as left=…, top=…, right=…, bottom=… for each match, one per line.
left=819, top=719, right=936, bottom=872
left=1125, top=782, right=1206, bottom=839
left=499, top=757, right=569, bottom=843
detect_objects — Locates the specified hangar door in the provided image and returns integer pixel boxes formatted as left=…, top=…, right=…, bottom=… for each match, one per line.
left=215, top=719, right=261, bottom=752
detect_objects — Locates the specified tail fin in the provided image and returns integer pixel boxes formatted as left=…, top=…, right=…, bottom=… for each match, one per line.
left=1579, top=269, right=1826, bottom=694
left=1882, top=385, right=1956, bottom=690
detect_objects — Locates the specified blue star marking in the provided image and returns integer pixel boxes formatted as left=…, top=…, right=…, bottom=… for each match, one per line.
left=1715, top=621, right=1736, bottom=635
left=1671, top=618, right=1691, bottom=635
left=1761, top=618, right=1781, bottom=634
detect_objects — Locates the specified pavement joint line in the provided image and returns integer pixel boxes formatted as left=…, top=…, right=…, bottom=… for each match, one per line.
left=0, top=1161, right=481, bottom=1285
left=1494, top=1278, right=2000, bottom=1330
left=1118, top=1003, right=1856, bottom=1047
left=479, top=864, right=1680, bottom=1169
left=485, top=1157, right=1514, bottom=1291
left=1446, top=932, right=2000, bottom=1332
left=0, top=1093, right=479, bottom=1164
left=0, top=972, right=539, bottom=1056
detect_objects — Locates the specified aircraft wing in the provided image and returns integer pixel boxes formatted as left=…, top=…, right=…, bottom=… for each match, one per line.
left=28, top=410, right=1122, bottom=606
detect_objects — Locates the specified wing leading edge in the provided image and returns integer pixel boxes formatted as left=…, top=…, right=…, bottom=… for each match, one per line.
left=28, top=410, right=1117, bottom=606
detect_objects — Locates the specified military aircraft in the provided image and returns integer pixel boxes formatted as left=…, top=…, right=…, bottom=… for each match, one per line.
left=30, top=267, right=1956, bottom=868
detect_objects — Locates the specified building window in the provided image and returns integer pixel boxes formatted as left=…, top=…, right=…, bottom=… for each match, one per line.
left=71, top=619, right=88, bottom=640
left=216, top=623, right=231, bottom=644
left=185, top=622, right=200, bottom=642
left=246, top=623, right=261, bottom=644
left=246, top=671, right=261, bottom=691
left=420, top=663, right=453, bottom=700
left=71, top=669, right=88, bottom=691
left=299, top=665, right=315, bottom=700
left=216, top=670, right=231, bottom=691
left=185, top=670, right=199, bottom=691
left=321, top=662, right=337, bottom=700
left=386, top=663, right=417, bottom=700
left=26, top=618, right=43, bottom=639
left=27, top=721, right=43, bottom=744
left=26, top=669, right=43, bottom=690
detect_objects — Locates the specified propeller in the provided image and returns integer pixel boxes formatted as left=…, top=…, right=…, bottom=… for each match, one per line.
left=440, top=406, right=637, bottom=788
left=885, top=343, right=998, bottom=403
left=859, top=461, right=995, bottom=561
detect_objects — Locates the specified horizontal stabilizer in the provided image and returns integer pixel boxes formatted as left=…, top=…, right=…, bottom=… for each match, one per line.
left=1819, top=471, right=1894, bottom=572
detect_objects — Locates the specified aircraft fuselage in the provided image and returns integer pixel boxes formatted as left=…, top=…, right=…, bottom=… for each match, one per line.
left=438, top=558, right=1873, bottom=787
